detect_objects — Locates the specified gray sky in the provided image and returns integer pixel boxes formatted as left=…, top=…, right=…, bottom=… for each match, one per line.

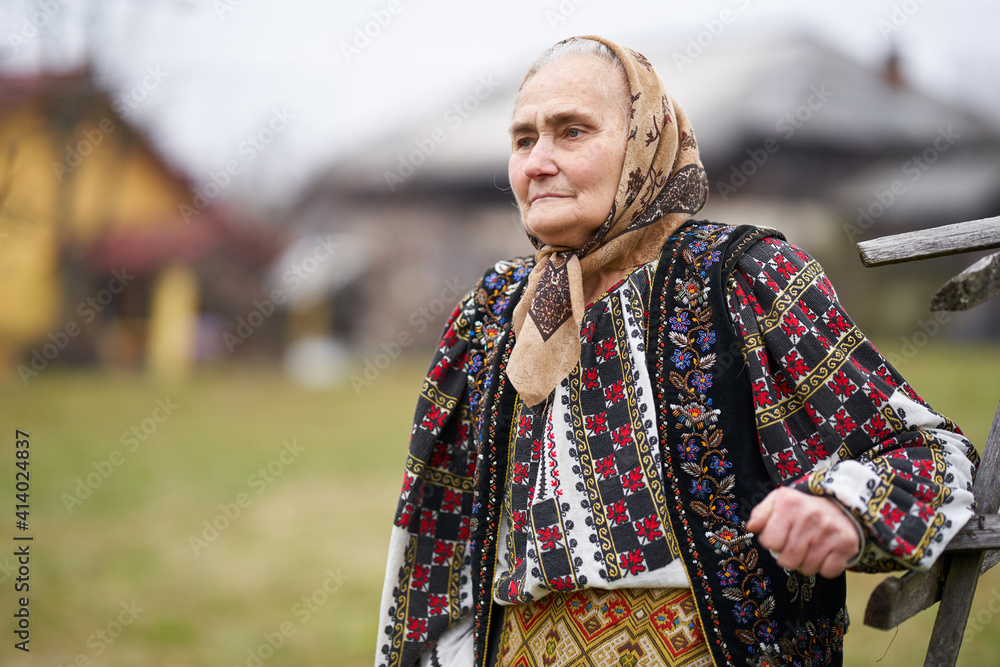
left=3, top=0, right=999, bottom=206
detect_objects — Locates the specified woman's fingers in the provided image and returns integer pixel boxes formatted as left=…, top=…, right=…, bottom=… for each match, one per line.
left=819, top=550, right=851, bottom=580
left=746, top=492, right=775, bottom=533
left=753, top=492, right=794, bottom=555
left=748, top=488, right=859, bottom=578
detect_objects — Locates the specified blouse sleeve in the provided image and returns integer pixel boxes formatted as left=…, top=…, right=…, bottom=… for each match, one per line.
left=725, top=235, right=979, bottom=572
left=375, top=288, right=479, bottom=666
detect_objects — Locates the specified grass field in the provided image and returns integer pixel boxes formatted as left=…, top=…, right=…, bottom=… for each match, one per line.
left=2, top=340, right=999, bottom=666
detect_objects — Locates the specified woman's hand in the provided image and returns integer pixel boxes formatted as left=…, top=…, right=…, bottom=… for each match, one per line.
left=747, top=487, right=860, bottom=579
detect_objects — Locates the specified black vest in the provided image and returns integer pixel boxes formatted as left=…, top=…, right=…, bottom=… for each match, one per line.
left=472, top=222, right=848, bottom=667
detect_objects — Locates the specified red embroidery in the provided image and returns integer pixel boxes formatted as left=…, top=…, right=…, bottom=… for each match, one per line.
left=619, top=548, right=646, bottom=575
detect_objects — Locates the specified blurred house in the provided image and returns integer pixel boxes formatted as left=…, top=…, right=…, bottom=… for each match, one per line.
left=279, top=73, right=529, bottom=353
left=284, top=32, right=1000, bottom=350
left=0, top=68, right=280, bottom=383
left=663, top=36, right=1000, bottom=334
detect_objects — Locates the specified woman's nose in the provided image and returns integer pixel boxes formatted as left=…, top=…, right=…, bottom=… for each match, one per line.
left=523, top=138, right=558, bottom=179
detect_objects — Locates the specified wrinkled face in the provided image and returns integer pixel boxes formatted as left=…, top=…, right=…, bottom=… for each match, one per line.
left=509, top=55, right=628, bottom=249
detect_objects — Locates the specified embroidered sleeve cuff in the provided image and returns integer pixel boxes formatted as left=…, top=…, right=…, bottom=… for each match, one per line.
left=789, top=467, right=869, bottom=569
left=831, top=496, right=866, bottom=569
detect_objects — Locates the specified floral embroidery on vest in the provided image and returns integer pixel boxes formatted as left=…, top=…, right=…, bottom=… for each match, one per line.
left=655, top=223, right=847, bottom=666
left=662, top=225, right=779, bottom=659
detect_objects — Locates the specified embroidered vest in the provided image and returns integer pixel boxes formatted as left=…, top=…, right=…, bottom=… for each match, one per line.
left=471, top=222, right=848, bottom=667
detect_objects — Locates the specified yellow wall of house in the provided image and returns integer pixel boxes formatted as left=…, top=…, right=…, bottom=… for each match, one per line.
left=0, top=99, right=192, bottom=366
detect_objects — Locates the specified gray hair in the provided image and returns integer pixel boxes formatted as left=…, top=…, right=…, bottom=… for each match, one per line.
left=514, top=38, right=631, bottom=128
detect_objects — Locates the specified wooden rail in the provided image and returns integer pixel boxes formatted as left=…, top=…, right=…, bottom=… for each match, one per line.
left=856, top=216, right=1000, bottom=267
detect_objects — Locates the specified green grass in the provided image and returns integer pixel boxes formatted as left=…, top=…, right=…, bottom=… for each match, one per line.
left=1, top=341, right=999, bottom=666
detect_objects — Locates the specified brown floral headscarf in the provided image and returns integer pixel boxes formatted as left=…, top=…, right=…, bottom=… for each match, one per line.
left=507, top=35, right=709, bottom=409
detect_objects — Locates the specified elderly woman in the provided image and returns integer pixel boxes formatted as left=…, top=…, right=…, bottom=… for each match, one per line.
left=375, top=36, right=978, bottom=667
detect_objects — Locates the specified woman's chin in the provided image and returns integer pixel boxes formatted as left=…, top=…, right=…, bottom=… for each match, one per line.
left=523, top=217, right=582, bottom=248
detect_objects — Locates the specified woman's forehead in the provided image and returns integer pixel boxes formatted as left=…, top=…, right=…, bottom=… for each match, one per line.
left=514, top=55, right=625, bottom=124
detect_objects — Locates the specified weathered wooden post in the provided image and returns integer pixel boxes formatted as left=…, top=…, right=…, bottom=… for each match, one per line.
left=857, top=215, right=1000, bottom=667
